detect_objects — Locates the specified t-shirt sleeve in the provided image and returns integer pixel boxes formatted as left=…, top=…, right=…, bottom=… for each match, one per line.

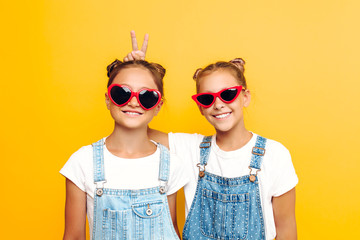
left=167, top=133, right=203, bottom=195
left=166, top=152, right=190, bottom=195
left=269, top=143, right=298, bottom=197
left=168, top=132, right=202, bottom=156
left=59, top=146, right=91, bottom=193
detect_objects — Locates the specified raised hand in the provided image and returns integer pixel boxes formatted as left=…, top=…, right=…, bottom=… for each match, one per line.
left=123, top=30, right=149, bottom=61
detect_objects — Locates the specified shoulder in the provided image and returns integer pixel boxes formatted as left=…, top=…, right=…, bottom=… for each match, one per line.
left=69, top=144, right=93, bottom=163
left=253, top=133, right=291, bottom=158
left=60, top=144, right=94, bottom=192
left=168, top=132, right=205, bottom=145
left=61, top=144, right=93, bottom=172
left=265, top=137, right=290, bottom=157
left=148, top=128, right=169, bottom=148
left=255, top=134, right=294, bottom=170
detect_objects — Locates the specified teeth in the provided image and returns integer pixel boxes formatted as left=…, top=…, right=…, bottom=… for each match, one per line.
left=214, top=113, right=230, bottom=119
left=124, top=111, right=141, bottom=115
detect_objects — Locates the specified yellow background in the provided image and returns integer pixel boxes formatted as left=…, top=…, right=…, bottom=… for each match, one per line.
left=1, top=0, right=359, bottom=239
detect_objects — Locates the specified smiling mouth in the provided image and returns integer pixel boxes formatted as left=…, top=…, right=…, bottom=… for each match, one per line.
left=122, top=111, right=143, bottom=116
left=213, top=112, right=231, bottom=119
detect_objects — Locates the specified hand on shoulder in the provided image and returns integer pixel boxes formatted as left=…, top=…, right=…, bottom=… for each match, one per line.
left=148, top=127, right=169, bottom=148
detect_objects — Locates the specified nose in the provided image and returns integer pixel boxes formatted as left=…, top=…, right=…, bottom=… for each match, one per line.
left=213, top=96, right=224, bottom=110
left=127, top=96, right=140, bottom=108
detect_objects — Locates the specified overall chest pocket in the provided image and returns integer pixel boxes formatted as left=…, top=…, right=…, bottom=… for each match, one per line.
left=200, top=188, right=250, bottom=240
left=131, top=200, right=165, bottom=239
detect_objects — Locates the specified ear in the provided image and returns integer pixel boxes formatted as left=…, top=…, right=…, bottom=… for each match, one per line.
left=105, top=92, right=111, bottom=110
left=242, top=89, right=251, bottom=107
left=153, top=100, right=163, bottom=116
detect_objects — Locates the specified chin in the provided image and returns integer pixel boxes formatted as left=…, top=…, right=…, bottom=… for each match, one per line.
left=210, top=123, right=232, bottom=133
left=115, top=120, right=148, bottom=130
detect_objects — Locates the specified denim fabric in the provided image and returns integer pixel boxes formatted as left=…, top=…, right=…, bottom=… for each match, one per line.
left=92, top=139, right=179, bottom=240
left=183, top=136, right=267, bottom=240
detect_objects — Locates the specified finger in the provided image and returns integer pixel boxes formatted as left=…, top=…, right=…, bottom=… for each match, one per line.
left=130, top=30, right=138, bottom=51
left=123, top=57, right=129, bottom=62
left=132, top=51, right=145, bottom=60
left=131, top=52, right=140, bottom=60
left=141, top=33, right=149, bottom=54
left=127, top=53, right=134, bottom=61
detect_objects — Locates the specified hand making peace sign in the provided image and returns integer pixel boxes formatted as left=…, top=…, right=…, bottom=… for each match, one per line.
left=123, top=30, right=149, bottom=61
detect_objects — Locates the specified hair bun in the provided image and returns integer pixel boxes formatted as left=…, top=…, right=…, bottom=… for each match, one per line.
left=229, top=58, right=245, bottom=73
left=150, top=63, right=166, bottom=80
left=107, top=59, right=123, bottom=77
left=193, top=68, right=203, bottom=80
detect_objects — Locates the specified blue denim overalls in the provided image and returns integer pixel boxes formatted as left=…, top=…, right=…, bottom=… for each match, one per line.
left=91, top=139, right=179, bottom=240
left=182, top=135, right=267, bottom=240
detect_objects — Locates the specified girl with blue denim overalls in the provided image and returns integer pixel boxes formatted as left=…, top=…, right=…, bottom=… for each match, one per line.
left=61, top=43, right=186, bottom=240
left=174, top=59, right=298, bottom=240
left=123, top=32, right=298, bottom=239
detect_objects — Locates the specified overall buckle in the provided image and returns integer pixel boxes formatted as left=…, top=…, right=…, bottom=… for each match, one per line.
left=252, top=146, right=265, bottom=156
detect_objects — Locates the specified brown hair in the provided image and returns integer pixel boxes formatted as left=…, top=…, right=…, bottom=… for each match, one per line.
left=106, top=59, right=166, bottom=97
left=193, top=58, right=247, bottom=93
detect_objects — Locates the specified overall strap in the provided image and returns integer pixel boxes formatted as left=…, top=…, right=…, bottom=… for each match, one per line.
left=158, top=143, right=170, bottom=194
left=249, top=135, right=267, bottom=170
left=92, top=139, right=106, bottom=182
left=199, top=136, right=212, bottom=165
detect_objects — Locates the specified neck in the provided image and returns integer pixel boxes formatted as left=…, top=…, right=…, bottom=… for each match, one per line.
left=215, top=123, right=252, bottom=151
left=105, top=124, right=156, bottom=158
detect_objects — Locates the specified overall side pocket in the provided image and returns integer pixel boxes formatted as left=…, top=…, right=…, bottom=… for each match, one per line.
left=200, top=188, right=250, bottom=240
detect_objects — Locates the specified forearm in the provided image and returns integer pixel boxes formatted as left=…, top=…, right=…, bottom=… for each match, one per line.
left=63, top=232, right=86, bottom=240
left=273, top=188, right=297, bottom=240
left=63, top=179, right=87, bottom=240
left=275, top=220, right=297, bottom=240
left=167, top=192, right=181, bottom=238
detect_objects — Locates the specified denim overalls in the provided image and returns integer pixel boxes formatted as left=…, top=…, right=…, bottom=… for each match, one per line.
left=182, top=135, right=267, bottom=240
left=91, top=139, right=179, bottom=240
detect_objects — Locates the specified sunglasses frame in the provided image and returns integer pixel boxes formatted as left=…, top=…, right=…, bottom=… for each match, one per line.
left=108, top=84, right=162, bottom=110
left=192, top=86, right=243, bottom=108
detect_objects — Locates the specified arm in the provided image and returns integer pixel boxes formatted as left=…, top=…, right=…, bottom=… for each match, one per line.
left=273, top=187, right=297, bottom=240
left=63, top=179, right=87, bottom=240
left=124, top=33, right=170, bottom=148
left=167, top=192, right=181, bottom=239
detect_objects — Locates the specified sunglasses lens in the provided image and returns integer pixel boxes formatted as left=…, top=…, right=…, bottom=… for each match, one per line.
left=110, top=86, right=132, bottom=106
left=220, top=88, right=238, bottom=102
left=139, top=90, right=160, bottom=109
left=197, top=94, right=214, bottom=106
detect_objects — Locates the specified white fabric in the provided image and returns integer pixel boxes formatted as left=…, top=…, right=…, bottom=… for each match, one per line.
left=168, top=132, right=298, bottom=240
left=60, top=138, right=188, bottom=237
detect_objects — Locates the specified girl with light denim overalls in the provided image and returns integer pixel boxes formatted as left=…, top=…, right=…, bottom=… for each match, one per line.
left=61, top=36, right=185, bottom=240
left=122, top=32, right=298, bottom=240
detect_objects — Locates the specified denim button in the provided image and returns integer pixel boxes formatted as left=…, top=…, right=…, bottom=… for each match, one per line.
left=159, top=186, right=166, bottom=194
left=199, top=171, right=205, bottom=178
left=249, top=175, right=256, bottom=182
left=96, top=189, right=103, bottom=196
left=146, top=208, right=153, bottom=216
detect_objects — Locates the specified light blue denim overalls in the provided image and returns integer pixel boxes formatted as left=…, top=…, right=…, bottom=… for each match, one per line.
left=91, top=139, right=179, bottom=240
left=182, top=135, right=267, bottom=240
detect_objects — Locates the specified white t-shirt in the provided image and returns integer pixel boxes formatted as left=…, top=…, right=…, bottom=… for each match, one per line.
left=168, top=132, right=298, bottom=240
left=60, top=138, right=189, bottom=238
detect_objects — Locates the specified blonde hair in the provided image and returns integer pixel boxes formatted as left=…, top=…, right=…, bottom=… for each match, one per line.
left=193, top=58, right=246, bottom=93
